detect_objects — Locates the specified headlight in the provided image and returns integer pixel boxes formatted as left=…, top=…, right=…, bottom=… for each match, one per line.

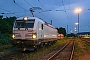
left=23, top=17, right=28, bottom=21
left=32, top=33, right=37, bottom=39
left=12, top=34, right=15, bottom=38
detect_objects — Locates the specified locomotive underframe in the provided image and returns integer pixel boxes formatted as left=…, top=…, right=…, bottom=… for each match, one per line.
left=11, top=38, right=57, bottom=51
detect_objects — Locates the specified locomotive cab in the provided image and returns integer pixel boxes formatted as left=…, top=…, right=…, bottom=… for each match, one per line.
left=12, top=17, right=36, bottom=39
left=12, top=17, right=38, bottom=51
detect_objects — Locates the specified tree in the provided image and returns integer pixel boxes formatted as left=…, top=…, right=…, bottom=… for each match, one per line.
left=58, top=27, right=66, bottom=36
left=0, top=16, right=16, bottom=34
left=0, top=15, right=3, bottom=19
left=0, top=16, right=16, bottom=45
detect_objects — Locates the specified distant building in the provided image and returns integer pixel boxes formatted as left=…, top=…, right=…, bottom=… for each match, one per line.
left=77, top=32, right=90, bottom=38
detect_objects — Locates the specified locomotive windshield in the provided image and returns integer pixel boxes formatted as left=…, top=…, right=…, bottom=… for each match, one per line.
left=15, top=20, right=35, bottom=28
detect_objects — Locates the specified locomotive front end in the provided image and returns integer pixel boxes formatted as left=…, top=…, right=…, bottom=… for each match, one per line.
left=11, top=17, right=38, bottom=50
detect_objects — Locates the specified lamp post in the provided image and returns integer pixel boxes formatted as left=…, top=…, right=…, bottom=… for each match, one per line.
left=74, top=8, right=82, bottom=33
left=78, top=13, right=79, bottom=33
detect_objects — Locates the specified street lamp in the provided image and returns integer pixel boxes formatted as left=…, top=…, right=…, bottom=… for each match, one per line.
left=74, top=8, right=82, bottom=33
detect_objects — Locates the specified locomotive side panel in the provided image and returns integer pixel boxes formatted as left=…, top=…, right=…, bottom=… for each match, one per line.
left=43, top=23, right=58, bottom=42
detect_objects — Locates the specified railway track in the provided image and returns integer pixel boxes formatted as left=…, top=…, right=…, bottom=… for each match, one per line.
left=47, top=40, right=75, bottom=60
left=0, top=39, right=75, bottom=60
left=82, top=39, right=90, bottom=46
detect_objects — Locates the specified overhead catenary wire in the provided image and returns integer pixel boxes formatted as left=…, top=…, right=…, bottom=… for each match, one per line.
left=38, top=0, right=44, bottom=9
left=24, top=0, right=32, bottom=7
left=24, top=0, right=36, bottom=17
left=61, top=0, right=74, bottom=33
left=23, top=0, right=52, bottom=21
left=68, top=0, right=73, bottom=23
left=39, top=12, right=51, bottom=21
left=14, top=0, right=75, bottom=19
left=0, top=8, right=15, bottom=15
left=13, top=1, right=27, bottom=11
left=61, top=0, right=70, bottom=21
left=37, top=0, right=57, bottom=19
left=24, top=0, right=42, bottom=17
left=38, top=0, right=53, bottom=19
left=0, top=8, right=11, bottom=13
left=0, top=12, right=14, bottom=14
left=67, top=0, right=74, bottom=33
left=37, top=0, right=62, bottom=25
left=37, top=0, right=75, bottom=28
left=13, top=0, right=28, bottom=17
left=0, top=0, right=29, bottom=17
left=40, top=9, right=70, bottom=12
left=0, top=8, right=20, bottom=17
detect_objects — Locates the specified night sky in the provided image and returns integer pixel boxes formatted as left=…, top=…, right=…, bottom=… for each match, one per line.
left=0, top=0, right=90, bottom=33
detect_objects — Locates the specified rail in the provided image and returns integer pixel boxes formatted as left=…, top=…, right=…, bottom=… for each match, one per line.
left=47, top=40, right=74, bottom=60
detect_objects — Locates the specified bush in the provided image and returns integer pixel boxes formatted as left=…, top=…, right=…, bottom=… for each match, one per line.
left=0, top=34, right=11, bottom=45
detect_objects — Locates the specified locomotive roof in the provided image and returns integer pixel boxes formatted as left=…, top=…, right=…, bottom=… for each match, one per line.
left=17, top=17, right=40, bottom=20
left=16, top=17, right=37, bottom=19
left=16, top=17, right=56, bottom=29
left=16, top=17, right=43, bottom=22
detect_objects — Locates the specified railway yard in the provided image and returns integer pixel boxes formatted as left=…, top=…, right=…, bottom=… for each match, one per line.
left=0, top=38, right=90, bottom=60
left=1, top=0, right=90, bottom=60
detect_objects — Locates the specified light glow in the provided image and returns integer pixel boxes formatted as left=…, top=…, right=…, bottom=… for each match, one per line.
left=75, top=28, right=76, bottom=29
left=44, top=35, right=47, bottom=37
left=12, top=34, right=15, bottom=38
left=39, top=28, right=42, bottom=30
left=32, top=34, right=37, bottom=39
left=23, top=17, right=28, bottom=20
left=74, top=8, right=82, bottom=13
left=75, top=30, right=77, bottom=32
left=75, top=23, right=79, bottom=25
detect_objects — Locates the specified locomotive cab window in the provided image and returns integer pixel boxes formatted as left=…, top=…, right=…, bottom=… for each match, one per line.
left=15, top=21, right=25, bottom=28
left=15, top=19, right=35, bottom=28
left=25, top=20, right=35, bottom=28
